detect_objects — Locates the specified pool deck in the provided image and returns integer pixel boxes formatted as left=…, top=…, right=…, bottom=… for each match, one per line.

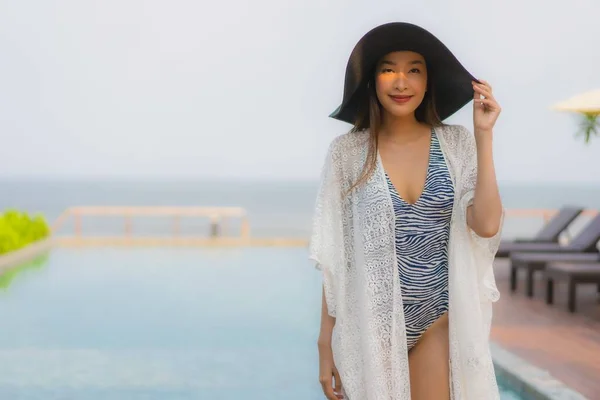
left=491, top=258, right=600, bottom=400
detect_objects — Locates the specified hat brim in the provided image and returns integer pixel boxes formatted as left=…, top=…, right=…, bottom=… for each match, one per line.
left=330, top=22, right=477, bottom=124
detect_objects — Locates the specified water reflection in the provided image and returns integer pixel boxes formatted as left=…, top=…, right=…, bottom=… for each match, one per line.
left=0, top=253, right=50, bottom=290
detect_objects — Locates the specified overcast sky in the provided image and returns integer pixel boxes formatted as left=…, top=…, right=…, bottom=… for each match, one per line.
left=1, top=0, right=599, bottom=183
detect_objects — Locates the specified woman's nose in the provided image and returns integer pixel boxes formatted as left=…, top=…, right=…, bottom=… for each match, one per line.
left=394, top=73, right=408, bottom=90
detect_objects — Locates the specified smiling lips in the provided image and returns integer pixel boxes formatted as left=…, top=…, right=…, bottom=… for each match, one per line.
left=389, top=95, right=413, bottom=104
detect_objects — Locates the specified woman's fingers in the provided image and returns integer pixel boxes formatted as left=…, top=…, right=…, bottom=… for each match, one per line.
left=473, top=84, right=494, bottom=101
left=478, top=79, right=493, bottom=91
left=475, top=98, right=500, bottom=110
left=333, top=367, right=344, bottom=399
left=320, top=374, right=340, bottom=400
left=320, top=369, right=344, bottom=400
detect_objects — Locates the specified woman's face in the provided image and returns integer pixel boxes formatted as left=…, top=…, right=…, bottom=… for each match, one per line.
left=374, top=51, right=428, bottom=119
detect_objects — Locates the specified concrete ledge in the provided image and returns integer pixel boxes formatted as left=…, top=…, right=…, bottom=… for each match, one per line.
left=0, top=238, right=54, bottom=273
left=491, top=342, right=588, bottom=400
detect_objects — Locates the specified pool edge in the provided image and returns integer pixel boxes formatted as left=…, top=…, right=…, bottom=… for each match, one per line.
left=0, top=238, right=54, bottom=272
left=491, top=341, right=588, bottom=400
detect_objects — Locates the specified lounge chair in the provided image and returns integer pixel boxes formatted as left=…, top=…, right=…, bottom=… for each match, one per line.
left=545, top=261, right=600, bottom=312
left=496, top=206, right=583, bottom=258
left=510, top=252, right=599, bottom=296
left=508, top=213, right=600, bottom=297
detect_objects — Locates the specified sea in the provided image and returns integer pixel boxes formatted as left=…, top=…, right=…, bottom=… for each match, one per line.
left=1, top=179, right=600, bottom=240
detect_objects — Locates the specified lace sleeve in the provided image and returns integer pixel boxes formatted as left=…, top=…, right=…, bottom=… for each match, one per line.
left=308, top=138, right=345, bottom=317
left=457, top=125, right=504, bottom=302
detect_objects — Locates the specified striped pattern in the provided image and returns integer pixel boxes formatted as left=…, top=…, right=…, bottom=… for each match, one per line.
left=385, top=130, right=454, bottom=350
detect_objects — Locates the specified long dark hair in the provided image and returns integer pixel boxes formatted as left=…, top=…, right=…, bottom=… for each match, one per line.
left=346, top=69, right=444, bottom=194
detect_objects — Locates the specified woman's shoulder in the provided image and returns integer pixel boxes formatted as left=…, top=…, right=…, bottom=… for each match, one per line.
left=436, top=123, right=476, bottom=152
left=436, top=123, right=471, bottom=139
left=326, top=129, right=369, bottom=157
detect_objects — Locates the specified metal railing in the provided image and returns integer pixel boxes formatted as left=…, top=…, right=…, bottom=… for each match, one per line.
left=52, top=206, right=250, bottom=237
left=50, top=206, right=309, bottom=247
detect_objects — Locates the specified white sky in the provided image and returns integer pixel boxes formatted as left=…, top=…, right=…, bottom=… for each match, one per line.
left=1, top=0, right=599, bottom=183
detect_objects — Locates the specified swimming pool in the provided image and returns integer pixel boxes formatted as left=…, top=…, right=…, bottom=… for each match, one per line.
left=0, top=247, right=523, bottom=399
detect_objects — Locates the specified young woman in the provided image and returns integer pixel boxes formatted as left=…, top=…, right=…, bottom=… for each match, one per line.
left=310, top=22, right=504, bottom=400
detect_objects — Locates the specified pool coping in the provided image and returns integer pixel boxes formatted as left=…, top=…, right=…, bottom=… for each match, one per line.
left=0, top=238, right=54, bottom=273
left=491, top=341, right=589, bottom=400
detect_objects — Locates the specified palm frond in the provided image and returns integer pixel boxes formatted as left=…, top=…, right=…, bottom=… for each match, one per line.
left=575, top=113, right=600, bottom=144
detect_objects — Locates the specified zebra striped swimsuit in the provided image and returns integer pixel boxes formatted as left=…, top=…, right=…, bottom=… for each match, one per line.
left=384, top=130, right=454, bottom=350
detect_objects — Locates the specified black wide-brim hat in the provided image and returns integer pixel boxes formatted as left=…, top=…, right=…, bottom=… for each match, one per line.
left=330, top=22, right=478, bottom=124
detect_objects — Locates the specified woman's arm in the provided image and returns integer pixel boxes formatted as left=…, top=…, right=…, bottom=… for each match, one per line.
left=317, top=284, right=343, bottom=399
left=467, top=130, right=503, bottom=238
left=467, top=79, right=503, bottom=238
left=318, top=285, right=336, bottom=346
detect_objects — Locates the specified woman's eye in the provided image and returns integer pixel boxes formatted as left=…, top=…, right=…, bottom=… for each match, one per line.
left=409, top=68, right=421, bottom=74
left=381, top=68, right=394, bottom=74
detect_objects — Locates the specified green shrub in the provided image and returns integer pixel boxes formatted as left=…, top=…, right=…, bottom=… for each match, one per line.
left=0, top=209, right=50, bottom=255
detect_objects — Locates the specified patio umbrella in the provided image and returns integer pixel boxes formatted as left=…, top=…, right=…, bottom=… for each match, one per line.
left=552, top=89, right=600, bottom=143
left=552, top=89, right=600, bottom=114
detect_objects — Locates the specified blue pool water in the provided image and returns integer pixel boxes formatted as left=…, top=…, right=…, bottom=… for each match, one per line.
left=0, top=248, right=523, bottom=399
